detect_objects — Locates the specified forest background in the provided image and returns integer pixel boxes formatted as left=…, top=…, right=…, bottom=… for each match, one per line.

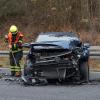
left=0, top=0, right=100, bottom=50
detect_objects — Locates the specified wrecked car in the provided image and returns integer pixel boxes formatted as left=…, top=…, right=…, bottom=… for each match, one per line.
left=22, top=32, right=90, bottom=85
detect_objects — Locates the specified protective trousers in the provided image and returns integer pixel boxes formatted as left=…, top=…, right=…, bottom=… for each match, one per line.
left=9, top=50, right=23, bottom=77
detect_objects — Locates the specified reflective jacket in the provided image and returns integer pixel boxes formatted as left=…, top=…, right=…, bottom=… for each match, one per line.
left=7, top=32, right=24, bottom=52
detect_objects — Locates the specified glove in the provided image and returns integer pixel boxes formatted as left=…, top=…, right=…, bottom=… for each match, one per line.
left=17, top=42, right=22, bottom=49
left=8, top=44, right=12, bottom=49
left=4, top=35, right=8, bottom=43
left=5, top=35, right=8, bottom=39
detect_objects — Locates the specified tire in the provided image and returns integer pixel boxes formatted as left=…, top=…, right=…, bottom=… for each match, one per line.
left=79, top=61, right=89, bottom=82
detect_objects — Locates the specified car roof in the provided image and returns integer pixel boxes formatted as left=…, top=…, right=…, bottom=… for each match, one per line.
left=36, top=32, right=79, bottom=42
left=40, top=32, right=77, bottom=37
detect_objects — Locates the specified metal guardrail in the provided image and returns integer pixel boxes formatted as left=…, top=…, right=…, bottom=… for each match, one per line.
left=0, top=46, right=100, bottom=58
left=89, top=46, right=100, bottom=59
left=0, top=51, right=28, bottom=57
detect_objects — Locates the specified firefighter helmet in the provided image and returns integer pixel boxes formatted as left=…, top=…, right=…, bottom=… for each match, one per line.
left=9, top=25, right=18, bottom=34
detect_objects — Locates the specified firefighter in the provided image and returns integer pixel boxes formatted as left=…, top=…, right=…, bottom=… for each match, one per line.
left=5, top=25, right=24, bottom=77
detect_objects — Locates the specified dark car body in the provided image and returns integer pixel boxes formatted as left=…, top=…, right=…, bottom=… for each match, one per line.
left=23, top=32, right=90, bottom=84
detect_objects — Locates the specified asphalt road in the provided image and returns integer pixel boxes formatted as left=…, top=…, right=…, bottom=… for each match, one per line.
left=0, top=82, right=100, bottom=100
left=0, top=68, right=100, bottom=100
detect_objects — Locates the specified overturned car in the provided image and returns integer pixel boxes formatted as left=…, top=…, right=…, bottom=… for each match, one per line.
left=22, top=32, right=90, bottom=85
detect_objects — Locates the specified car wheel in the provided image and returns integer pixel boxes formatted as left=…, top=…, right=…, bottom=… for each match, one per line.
left=79, top=61, right=89, bottom=82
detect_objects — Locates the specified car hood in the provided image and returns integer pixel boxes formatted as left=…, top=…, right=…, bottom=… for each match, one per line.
left=36, top=41, right=71, bottom=49
left=35, top=32, right=80, bottom=50
left=35, top=39, right=79, bottom=50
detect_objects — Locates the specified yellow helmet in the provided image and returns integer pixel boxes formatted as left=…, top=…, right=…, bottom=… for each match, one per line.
left=9, top=25, right=18, bottom=34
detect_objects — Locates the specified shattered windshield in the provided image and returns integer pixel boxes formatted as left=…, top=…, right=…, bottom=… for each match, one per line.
left=36, top=32, right=79, bottom=42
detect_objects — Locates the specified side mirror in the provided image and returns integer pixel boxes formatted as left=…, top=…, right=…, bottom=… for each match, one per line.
left=22, top=43, right=30, bottom=48
left=83, top=43, right=90, bottom=48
